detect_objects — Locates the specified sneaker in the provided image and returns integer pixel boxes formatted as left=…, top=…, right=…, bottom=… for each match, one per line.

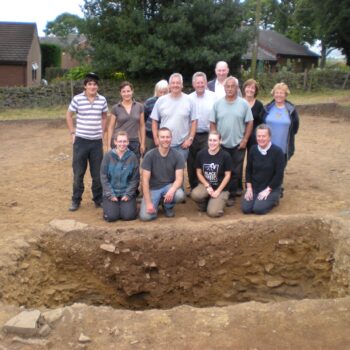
left=236, top=188, right=243, bottom=197
left=226, top=197, right=235, bottom=207
left=197, top=202, right=207, bottom=212
left=95, top=202, right=102, bottom=208
left=164, top=208, right=175, bottom=218
left=69, top=202, right=80, bottom=212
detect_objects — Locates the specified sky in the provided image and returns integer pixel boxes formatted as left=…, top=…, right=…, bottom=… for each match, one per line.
left=0, top=0, right=85, bottom=36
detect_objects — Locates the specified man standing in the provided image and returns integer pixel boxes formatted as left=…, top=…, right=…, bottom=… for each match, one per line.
left=208, top=61, right=242, bottom=99
left=151, top=73, right=197, bottom=161
left=140, top=127, right=186, bottom=221
left=187, top=72, right=217, bottom=190
left=207, top=61, right=230, bottom=99
left=210, top=76, right=253, bottom=206
left=66, top=72, right=108, bottom=211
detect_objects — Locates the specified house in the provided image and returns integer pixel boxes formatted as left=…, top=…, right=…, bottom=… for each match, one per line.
left=243, top=30, right=320, bottom=73
left=40, top=34, right=89, bottom=70
left=0, top=22, right=41, bottom=87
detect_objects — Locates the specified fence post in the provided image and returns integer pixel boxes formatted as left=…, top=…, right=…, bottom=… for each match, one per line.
left=303, top=69, right=308, bottom=91
left=342, top=73, right=350, bottom=90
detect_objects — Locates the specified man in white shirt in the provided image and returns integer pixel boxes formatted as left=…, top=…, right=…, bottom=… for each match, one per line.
left=188, top=72, right=217, bottom=190
left=151, top=73, right=197, bottom=161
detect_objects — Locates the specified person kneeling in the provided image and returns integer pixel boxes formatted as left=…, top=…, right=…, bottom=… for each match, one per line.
left=191, top=131, right=232, bottom=217
left=100, top=131, right=139, bottom=221
left=242, top=124, right=284, bottom=215
left=139, top=127, right=185, bottom=221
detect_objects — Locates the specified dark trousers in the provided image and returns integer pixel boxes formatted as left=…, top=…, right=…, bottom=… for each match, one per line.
left=241, top=187, right=281, bottom=215
left=187, top=133, right=208, bottom=190
left=222, top=145, right=246, bottom=198
left=102, top=197, right=137, bottom=221
left=72, top=137, right=103, bottom=204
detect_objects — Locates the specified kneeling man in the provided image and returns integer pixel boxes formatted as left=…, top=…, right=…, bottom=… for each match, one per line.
left=191, top=131, right=232, bottom=217
left=140, top=127, right=186, bottom=221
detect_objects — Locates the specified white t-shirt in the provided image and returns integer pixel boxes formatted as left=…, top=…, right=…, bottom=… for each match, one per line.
left=150, top=93, right=197, bottom=146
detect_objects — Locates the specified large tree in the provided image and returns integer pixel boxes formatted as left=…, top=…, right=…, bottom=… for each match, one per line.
left=44, top=13, right=85, bottom=37
left=82, top=0, right=250, bottom=78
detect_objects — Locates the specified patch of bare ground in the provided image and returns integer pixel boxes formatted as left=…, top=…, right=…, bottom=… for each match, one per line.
left=1, top=105, right=350, bottom=349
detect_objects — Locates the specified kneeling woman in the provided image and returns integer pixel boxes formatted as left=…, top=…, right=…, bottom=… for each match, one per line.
left=242, top=124, right=284, bottom=215
left=100, top=131, right=139, bottom=221
left=191, top=131, right=232, bottom=217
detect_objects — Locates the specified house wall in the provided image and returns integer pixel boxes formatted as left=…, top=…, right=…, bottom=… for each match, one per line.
left=277, top=56, right=318, bottom=72
left=26, top=30, right=42, bottom=87
left=0, top=65, right=26, bottom=87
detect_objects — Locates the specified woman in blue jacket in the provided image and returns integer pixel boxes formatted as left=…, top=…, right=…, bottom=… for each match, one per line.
left=263, top=82, right=299, bottom=161
left=263, top=83, right=299, bottom=197
left=100, top=131, right=139, bottom=221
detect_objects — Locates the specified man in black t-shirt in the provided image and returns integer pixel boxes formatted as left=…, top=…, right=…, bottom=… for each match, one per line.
left=191, top=131, right=232, bottom=217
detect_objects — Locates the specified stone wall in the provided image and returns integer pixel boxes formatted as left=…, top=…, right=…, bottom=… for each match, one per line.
left=0, top=80, right=153, bottom=109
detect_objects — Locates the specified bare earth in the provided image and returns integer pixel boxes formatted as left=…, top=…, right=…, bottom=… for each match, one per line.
left=1, top=106, right=350, bottom=349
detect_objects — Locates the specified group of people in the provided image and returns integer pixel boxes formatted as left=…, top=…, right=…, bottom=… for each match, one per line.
left=66, top=61, right=299, bottom=222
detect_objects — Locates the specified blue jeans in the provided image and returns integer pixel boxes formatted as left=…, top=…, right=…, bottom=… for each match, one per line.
left=139, top=184, right=185, bottom=221
left=172, top=145, right=189, bottom=162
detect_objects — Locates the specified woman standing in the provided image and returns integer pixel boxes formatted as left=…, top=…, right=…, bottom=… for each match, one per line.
left=100, top=131, right=139, bottom=221
left=108, top=81, right=146, bottom=160
left=263, top=82, right=299, bottom=198
left=242, top=124, right=284, bottom=215
left=144, top=80, right=169, bottom=151
left=263, top=82, right=299, bottom=163
left=243, top=79, right=264, bottom=151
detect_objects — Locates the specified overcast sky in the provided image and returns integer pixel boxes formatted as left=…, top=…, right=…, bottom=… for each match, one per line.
left=0, top=0, right=84, bottom=36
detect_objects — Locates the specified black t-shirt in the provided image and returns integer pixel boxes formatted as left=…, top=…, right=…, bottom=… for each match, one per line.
left=195, top=148, right=232, bottom=190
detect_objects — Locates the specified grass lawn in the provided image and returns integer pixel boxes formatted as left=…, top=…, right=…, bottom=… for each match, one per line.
left=0, top=89, right=349, bottom=121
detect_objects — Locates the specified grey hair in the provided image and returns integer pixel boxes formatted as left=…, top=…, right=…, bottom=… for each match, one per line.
left=169, top=73, right=183, bottom=84
left=192, top=71, right=207, bottom=83
left=224, top=76, right=239, bottom=86
left=256, top=123, right=272, bottom=137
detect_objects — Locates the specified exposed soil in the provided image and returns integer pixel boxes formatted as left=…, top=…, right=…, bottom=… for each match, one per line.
left=1, top=104, right=350, bottom=349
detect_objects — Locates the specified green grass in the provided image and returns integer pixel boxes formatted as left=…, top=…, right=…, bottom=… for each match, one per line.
left=0, top=105, right=67, bottom=121
left=0, top=89, right=348, bottom=121
left=259, top=89, right=350, bottom=106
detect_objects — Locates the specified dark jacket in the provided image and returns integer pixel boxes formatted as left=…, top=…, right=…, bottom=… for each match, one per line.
left=207, top=79, right=216, bottom=92
left=263, top=100, right=299, bottom=160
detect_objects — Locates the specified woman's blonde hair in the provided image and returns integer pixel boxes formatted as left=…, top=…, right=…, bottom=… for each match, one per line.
left=154, top=79, right=169, bottom=97
left=271, top=82, right=290, bottom=96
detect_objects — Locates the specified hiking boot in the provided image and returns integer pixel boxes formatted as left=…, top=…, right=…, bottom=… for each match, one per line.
left=226, top=197, right=235, bottom=207
left=69, top=201, right=80, bottom=212
left=197, top=201, right=207, bottom=212
left=164, top=207, right=175, bottom=218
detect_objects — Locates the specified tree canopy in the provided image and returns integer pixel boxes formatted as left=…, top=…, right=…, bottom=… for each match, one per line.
left=44, top=13, right=85, bottom=37
left=82, top=0, right=251, bottom=78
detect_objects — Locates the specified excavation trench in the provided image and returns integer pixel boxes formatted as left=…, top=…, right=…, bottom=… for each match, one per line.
left=1, top=216, right=350, bottom=310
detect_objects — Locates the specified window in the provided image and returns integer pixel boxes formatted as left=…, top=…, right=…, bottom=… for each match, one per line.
left=32, top=63, right=39, bottom=81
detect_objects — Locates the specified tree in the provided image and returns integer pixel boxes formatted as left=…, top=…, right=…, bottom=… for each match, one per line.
left=44, top=13, right=84, bottom=37
left=82, top=0, right=250, bottom=78
left=295, top=0, right=350, bottom=67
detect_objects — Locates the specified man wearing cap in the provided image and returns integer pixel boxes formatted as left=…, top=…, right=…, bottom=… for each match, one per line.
left=66, top=73, right=108, bottom=211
